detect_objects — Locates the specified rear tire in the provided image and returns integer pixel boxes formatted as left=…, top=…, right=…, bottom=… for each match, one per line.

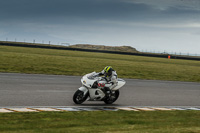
left=104, top=90, right=119, bottom=104
left=73, top=90, right=88, bottom=104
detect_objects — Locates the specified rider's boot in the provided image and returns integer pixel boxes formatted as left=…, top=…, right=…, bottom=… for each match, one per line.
left=104, top=87, right=111, bottom=98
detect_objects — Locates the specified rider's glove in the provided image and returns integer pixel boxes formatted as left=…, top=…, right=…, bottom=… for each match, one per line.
left=98, top=72, right=104, bottom=76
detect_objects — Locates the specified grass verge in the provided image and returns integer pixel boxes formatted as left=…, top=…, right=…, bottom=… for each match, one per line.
left=0, top=45, right=200, bottom=82
left=0, top=111, right=200, bottom=133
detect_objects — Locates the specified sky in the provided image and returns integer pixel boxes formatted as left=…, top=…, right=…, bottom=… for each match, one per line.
left=0, top=0, right=200, bottom=54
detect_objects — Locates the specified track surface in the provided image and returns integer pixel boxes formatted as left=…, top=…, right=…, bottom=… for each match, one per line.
left=0, top=73, right=200, bottom=107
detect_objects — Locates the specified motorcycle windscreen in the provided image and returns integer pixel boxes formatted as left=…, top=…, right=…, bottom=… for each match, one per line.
left=112, top=78, right=126, bottom=90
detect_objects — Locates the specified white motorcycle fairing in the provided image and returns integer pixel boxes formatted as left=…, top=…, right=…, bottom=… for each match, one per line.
left=74, top=72, right=126, bottom=104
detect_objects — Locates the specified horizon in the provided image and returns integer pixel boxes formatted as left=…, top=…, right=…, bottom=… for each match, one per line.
left=1, top=40, right=199, bottom=56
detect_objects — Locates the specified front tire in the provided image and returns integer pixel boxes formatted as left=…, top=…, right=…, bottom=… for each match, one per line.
left=73, top=90, right=88, bottom=104
left=104, top=90, right=119, bottom=104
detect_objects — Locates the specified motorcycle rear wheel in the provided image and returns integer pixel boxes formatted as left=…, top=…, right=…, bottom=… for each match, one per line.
left=73, top=90, right=88, bottom=104
left=104, top=90, right=119, bottom=104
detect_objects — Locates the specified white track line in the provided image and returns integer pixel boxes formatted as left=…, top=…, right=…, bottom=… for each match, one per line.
left=117, top=107, right=139, bottom=111
left=7, top=108, right=38, bottom=112
left=32, top=108, right=61, bottom=112
left=133, top=107, right=155, bottom=111
left=150, top=107, right=173, bottom=111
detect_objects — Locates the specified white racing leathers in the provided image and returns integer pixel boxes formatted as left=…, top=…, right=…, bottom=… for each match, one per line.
left=101, top=70, right=118, bottom=90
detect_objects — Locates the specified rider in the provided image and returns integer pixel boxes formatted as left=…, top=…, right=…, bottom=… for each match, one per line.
left=98, top=66, right=118, bottom=97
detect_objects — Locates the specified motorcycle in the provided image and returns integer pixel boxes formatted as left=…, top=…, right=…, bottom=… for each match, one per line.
left=73, top=72, right=126, bottom=104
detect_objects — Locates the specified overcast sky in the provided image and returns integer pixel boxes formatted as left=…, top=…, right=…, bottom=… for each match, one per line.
left=0, top=0, right=200, bottom=54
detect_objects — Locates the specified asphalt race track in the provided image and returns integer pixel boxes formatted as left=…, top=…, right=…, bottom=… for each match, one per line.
left=0, top=73, right=200, bottom=107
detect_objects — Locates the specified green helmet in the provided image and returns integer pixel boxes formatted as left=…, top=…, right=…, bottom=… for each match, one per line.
left=104, top=66, right=112, bottom=76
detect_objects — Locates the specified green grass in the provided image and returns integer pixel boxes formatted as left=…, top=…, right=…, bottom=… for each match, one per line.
left=0, top=45, right=200, bottom=82
left=0, top=46, right=200, bottom=133
left=0, top=111, right=200, bottom=133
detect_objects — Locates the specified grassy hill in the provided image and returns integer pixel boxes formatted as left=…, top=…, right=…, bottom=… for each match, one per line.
left=0, top=41, right=138, bottom=53
left=69, top=44, right=138, bottom=52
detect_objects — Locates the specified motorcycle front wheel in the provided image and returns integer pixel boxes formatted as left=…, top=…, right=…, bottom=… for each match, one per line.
left=104, top=90, right=119, bottom=104
left=73, top=90, right=88, bottom=104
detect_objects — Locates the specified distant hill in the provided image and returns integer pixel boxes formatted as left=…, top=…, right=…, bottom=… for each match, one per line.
left=0, top=41, right=138, bottom=53
left=69, top=44, right=138, bottom=52
left=1, top=41, right=199, bottom=61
